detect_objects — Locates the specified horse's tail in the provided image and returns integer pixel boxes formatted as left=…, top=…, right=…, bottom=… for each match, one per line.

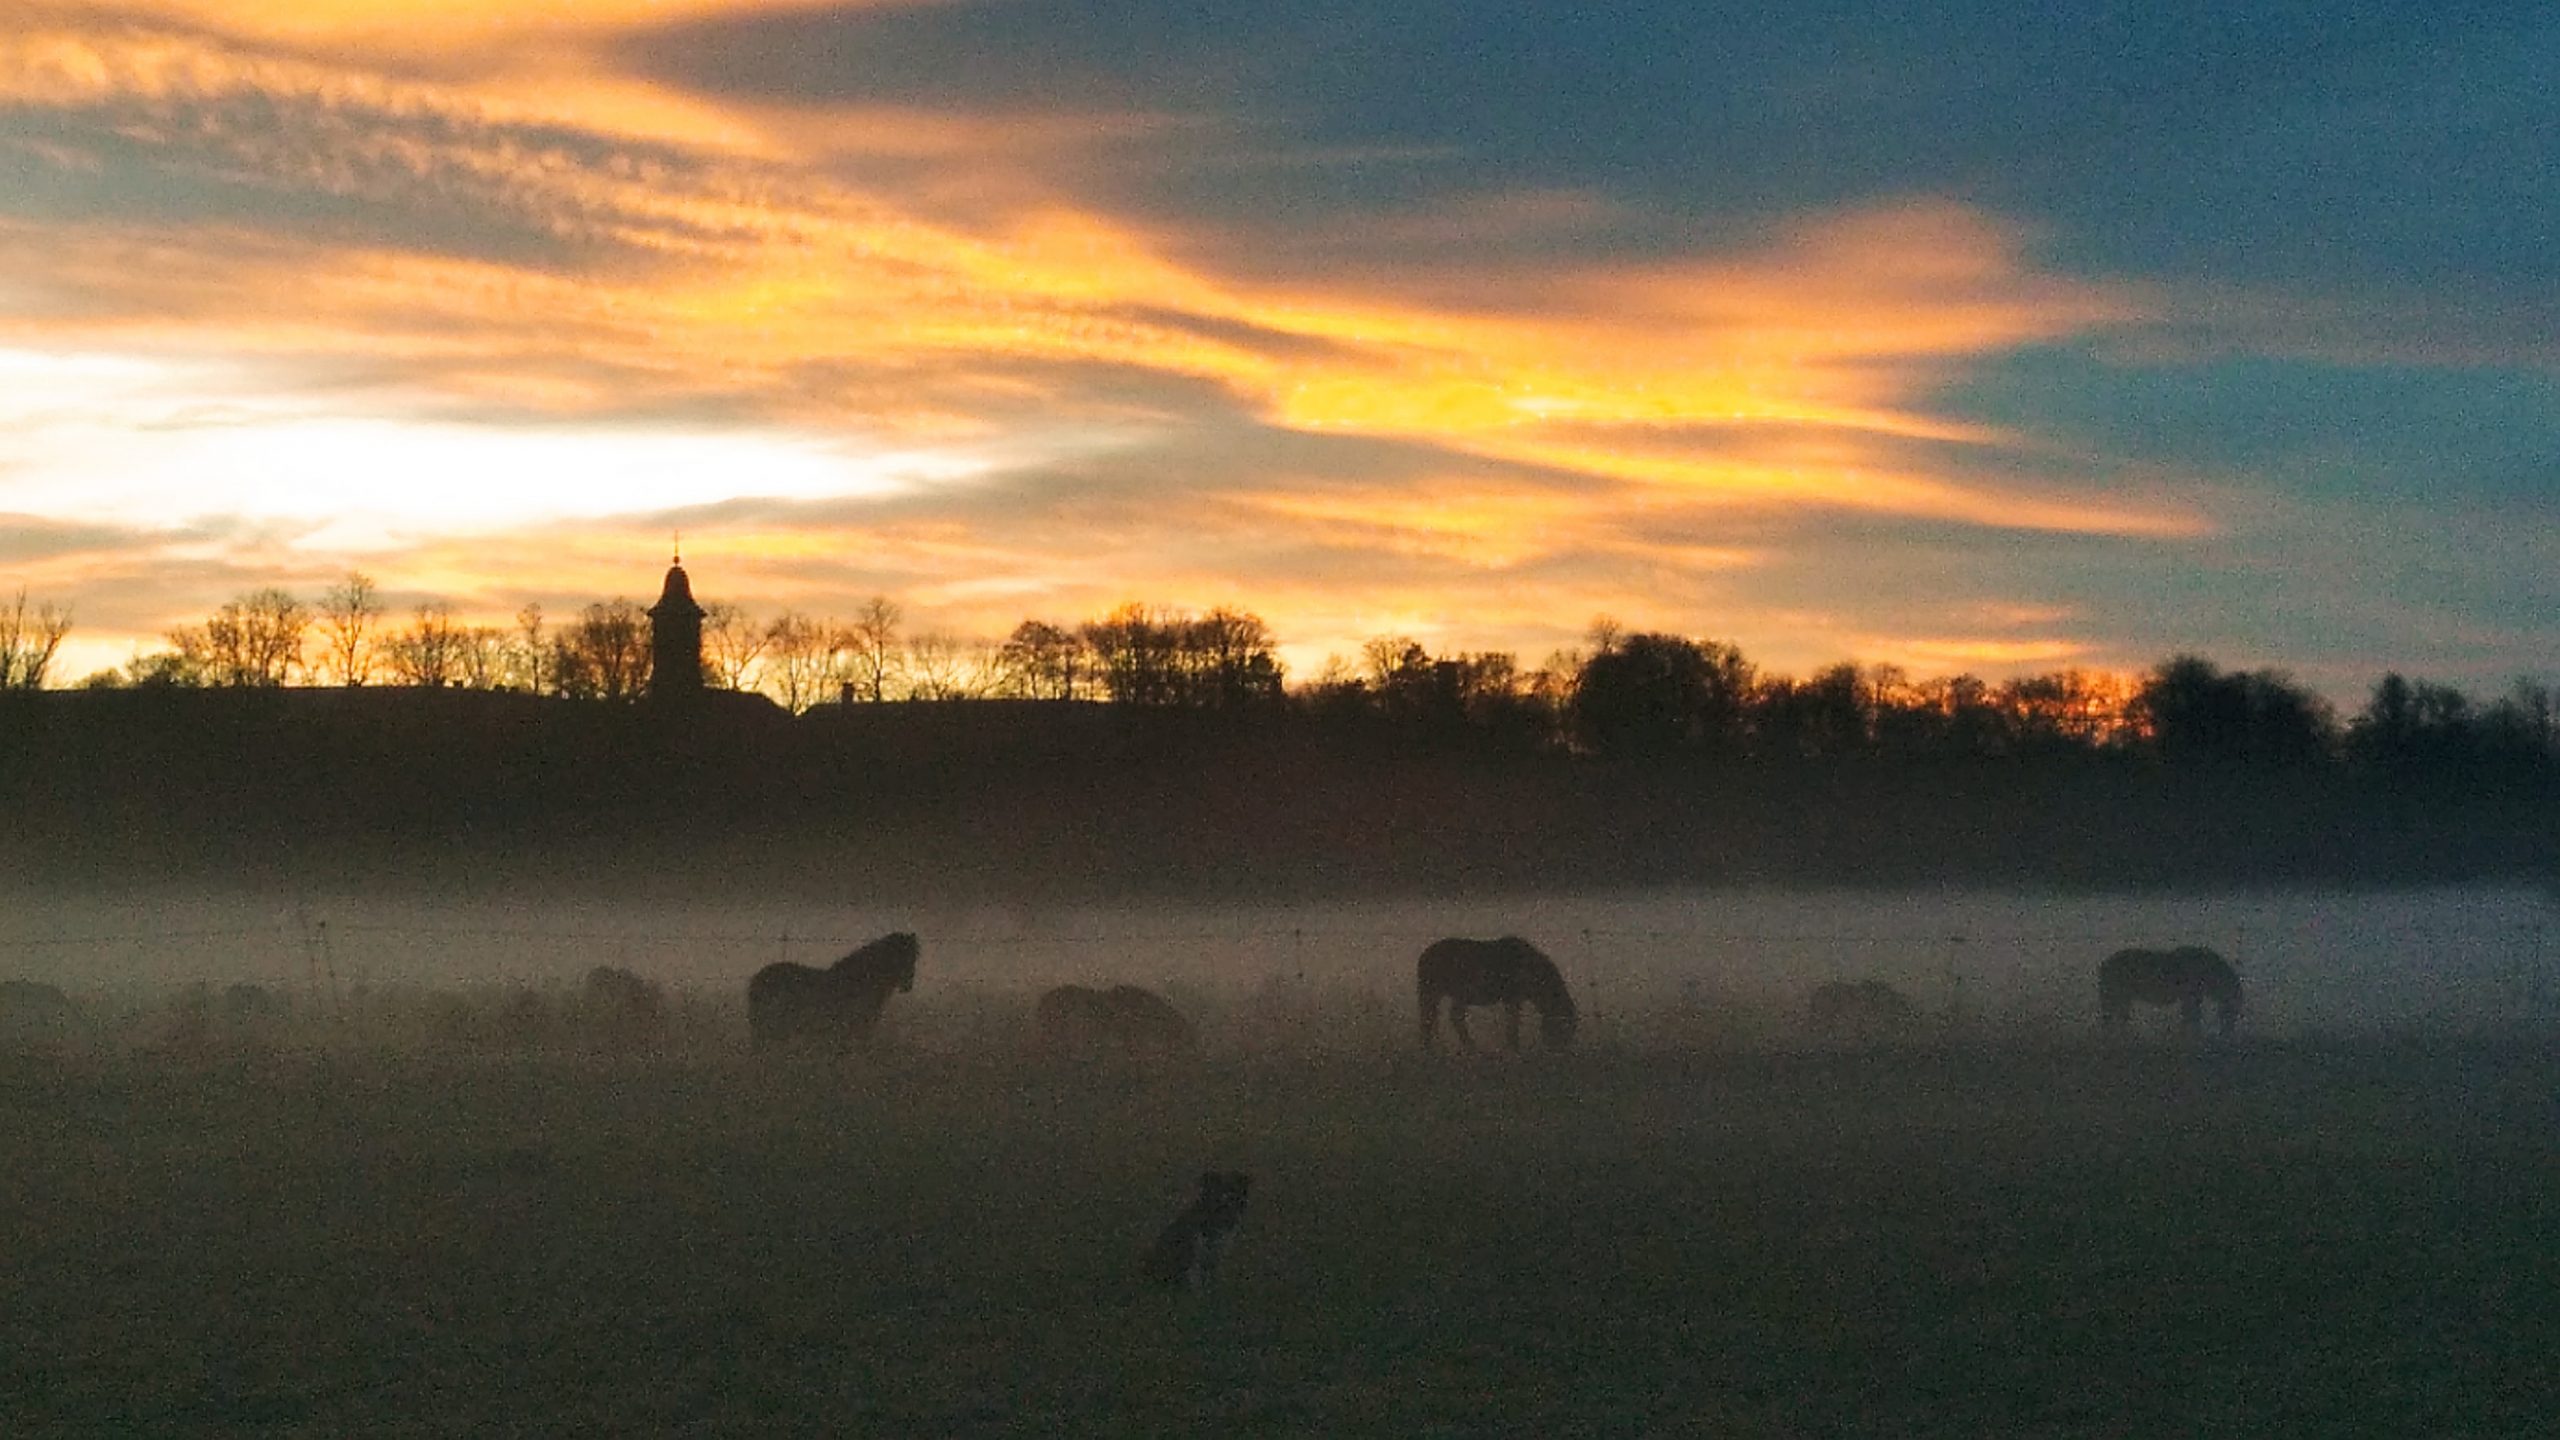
left=1415, top=945, right=1453, bottom=1049
left=1416, top=967, right=1439, bottom=1048
left=2097, top=951, right=2134, bottom=1028
left=2211, top=957, right=2244, bottom=1030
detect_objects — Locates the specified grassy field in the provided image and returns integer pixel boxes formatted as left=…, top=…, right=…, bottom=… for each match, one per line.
left=4, top=1033, right=2558, bottom=1437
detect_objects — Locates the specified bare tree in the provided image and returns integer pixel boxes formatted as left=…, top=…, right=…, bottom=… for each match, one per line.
left=760, top=611, right=846, bottom=712
left=511, top=604, right=552, bottom=695
left=1082, top=602, right=1187, bottom=706
left=1348, top=635, right=1533, bottom=738
left=2487, top=678, right=2558, bottom=763
left=993, top=620, right=1088, bottom=700
left=843, top=596, right=903, bottom=702
left=1527, top=652, right=1580, bottom=716
left=385, top=603, right=465, bottom=687
left=1361, top=635, right=1424, bottom=692
left=0, top=589, right=71, bottom=690
left=703, top=601, right=766, bottom=691
left=116, top=647, right=206, bottom=688
left=1997, top=668, right=2133, bottom=750
left=458, top=626, right=510, bottom=689
left=315, top=572, right=384, bottom=686
left=902, top=632, right=991, bottom=700
left=1756, top=661, right=1871, bottom=759
left=173, top=588, right=307, bottom=686
left=1187, top=606, right=1284, bottom=707
left=556, top=600, right=651, bottom=701
left=2132, top=654, right=2335, bottom=764
left=1568, top=631, right=1754, bottom=757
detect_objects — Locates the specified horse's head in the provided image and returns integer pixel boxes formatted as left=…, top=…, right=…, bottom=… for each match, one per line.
left=1540, top=996, right=1579, bottom=1049
left=837, top=931, right=920, bottom=991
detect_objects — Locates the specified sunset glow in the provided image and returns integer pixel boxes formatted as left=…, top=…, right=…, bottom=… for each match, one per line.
left=4, top=4, right=2552, bottom=694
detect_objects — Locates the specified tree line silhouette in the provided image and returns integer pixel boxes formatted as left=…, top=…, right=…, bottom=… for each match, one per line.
left=13, top=574, right=2556, bottom=777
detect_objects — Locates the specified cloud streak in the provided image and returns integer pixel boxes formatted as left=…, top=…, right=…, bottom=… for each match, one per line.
left=1, top=3, right=2548, bottom=696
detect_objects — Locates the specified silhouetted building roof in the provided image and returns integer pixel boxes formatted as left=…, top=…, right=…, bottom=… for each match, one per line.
left=649, top=560, right=706, bottom=623
left=648, top=554, right=706, bottom=698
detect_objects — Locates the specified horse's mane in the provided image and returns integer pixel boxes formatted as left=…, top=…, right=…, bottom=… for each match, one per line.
left=1492, top=939, right=1573, bottom=1012
left=2101, top=946, right=2242, bottom=1015
left=1528, top=957, right=1576, bottom=1015
left=832, top=931, right=919, bottom=976
left=2178, top=947, right=2243, bottom=1004
left=1420, top=937, right=1573, bottom=1008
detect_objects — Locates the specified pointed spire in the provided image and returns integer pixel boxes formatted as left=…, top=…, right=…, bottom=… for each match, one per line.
left=649, top=547, right=706, bottom=697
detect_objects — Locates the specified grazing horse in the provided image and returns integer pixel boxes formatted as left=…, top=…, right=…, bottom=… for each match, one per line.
left=2099, top=946, right=2242, bottom=1037
left=1035, top=984, right=1198, bottom=1057
left=220, top=983, right=286, bottom=1024
left=0, top=979, right=70, bottom=1011
left=748, top=932, right=918, bottom=1053
left=0, top=979, right=76, bottom=1048
left=582, top=965, right=667, bottom=1050
left=1417, top=936, right=1577, bottom=1051
left=1143, top=1171, right=1251, bottom=1290
left=1808, top=979, right=1918, bottom=1041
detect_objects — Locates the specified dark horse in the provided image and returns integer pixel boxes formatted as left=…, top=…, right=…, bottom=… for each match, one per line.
left=1035, top=984, right=1197, bottom=1056
left=0, top=979, right=76, bottom=1045
left=583, top=964, right=667, bottom=1050
left=748, top=932, right=918, bottom=1053
left=1808, top=979, right=1918, bottom=1040
left=1417, top=936, right=1577, bottom=1051
left=2099, top=946, right=2242, bottom=1037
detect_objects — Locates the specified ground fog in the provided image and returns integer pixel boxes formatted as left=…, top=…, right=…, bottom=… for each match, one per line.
left=5, top=884, right=2553, bottom=1050
left=4, top=885, right=2559, bottom=1434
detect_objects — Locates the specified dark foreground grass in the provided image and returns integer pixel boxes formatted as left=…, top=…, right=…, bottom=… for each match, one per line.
left=4, top=1037, right=2558, bottom=1437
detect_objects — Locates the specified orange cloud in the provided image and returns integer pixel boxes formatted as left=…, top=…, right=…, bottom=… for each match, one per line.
left=1887, top=637, right=2096, bottom=667
left=5, top=21, right=2172, bottom=492
left=2, top=8, right=2210, bottom=679
left=28, top=0, right=905, bottom=54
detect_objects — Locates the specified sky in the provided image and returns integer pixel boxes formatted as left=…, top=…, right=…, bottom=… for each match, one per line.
left=2, top=1, right=2554, bottom=698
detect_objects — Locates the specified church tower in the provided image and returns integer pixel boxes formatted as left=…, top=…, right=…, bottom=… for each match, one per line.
left=647, top=547, right=706, bottom=699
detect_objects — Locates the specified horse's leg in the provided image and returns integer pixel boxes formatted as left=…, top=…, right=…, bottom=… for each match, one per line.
left=1449, top=1003, right=1478, bottom=1052
left=1418, top=989, right=1439, bottom=1050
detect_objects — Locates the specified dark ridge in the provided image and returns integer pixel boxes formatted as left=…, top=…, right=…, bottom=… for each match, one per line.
left=4, top=688, right=2552, bottom=904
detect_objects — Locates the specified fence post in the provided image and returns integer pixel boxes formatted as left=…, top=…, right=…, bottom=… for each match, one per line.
left=303, top=918, right=339, bottom=1021
left=1944, top=933, right=1968, bottom=1032
left=2530, top=923, right=2551, bottom=1015
left=1582, top=926, right=1601, bottom=1038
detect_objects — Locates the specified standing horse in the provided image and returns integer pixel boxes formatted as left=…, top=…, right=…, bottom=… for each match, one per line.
left=1417, top=936, right=1577, bottom=1051
left=0, top=979, right=76, bottom=1048
left=583, top=964, right=667, bottom=1051
left=1035, top=984, right=1198, bottom=1057
left=748, top=932, right=918, bottom=1053
left=2099, top=946, right=2242, bottom=1037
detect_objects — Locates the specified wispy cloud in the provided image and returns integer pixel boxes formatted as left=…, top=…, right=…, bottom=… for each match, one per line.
left=9, top=3, right=2538, bottom=695
left=1, top=22, right=2170, bottom=507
